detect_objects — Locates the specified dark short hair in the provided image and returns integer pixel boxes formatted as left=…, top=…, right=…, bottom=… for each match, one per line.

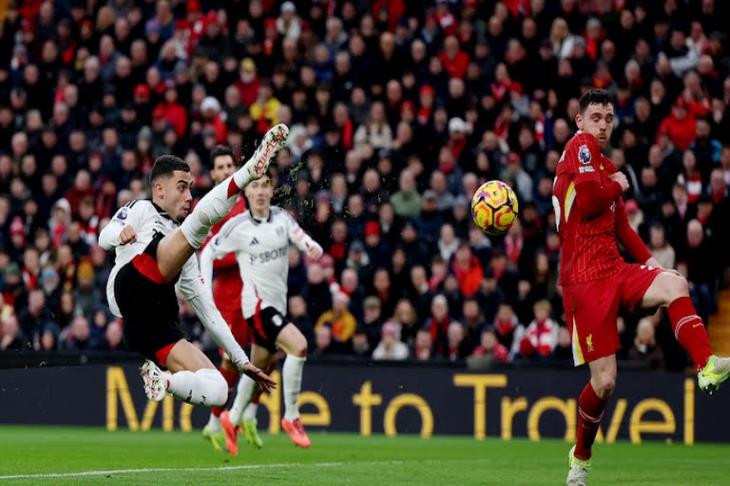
left=579, top=89, right=614, bottom=113
left=210, top=145, right=234, bottom=164
left=149, top=154, right=189, bottom=183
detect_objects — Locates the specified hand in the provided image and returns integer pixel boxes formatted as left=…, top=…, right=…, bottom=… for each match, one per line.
left=239, top=361, right=277, bottom=393
left=609, top=172, right=629, bottom=192
left=645, top=257, right=682, bottom=277
left=119, top=225, right=137, bottom=245
left=306, top=242, right=323, bottom=261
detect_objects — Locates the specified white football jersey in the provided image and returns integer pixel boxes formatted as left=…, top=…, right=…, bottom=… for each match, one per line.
left=202, top=207, right=317, bottom=318
left=99, top=199, right=203, bottom=318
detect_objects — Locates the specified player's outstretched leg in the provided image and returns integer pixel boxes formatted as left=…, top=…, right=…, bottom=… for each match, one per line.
left=277, top=324, right=311, bottom=448
left=156, top=124, right=289, bottom=281
left=642, top=272, right=730, bottom=393
left=179, top=123, right=289, bottom=250
left=203, top=361, right=238, bottom=451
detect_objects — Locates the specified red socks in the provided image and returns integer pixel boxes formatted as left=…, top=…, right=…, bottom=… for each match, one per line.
left=212, top=366, right=239, bottom=417
left=575, top=382, right=607, bottom=460
left=667, top=297, right=712, bottom=370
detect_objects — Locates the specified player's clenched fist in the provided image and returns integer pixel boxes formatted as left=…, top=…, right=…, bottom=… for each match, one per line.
left=306, top=241, right=324, bottom=260
left=609, top=171, right=629, bottom=192
left=119, top=225, right=137, bottom=245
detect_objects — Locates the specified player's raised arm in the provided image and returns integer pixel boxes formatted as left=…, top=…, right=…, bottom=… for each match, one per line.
left=98, top=202, right=144, bottom=250
left=285, top=211, right=323, bottom=260
left=570, top=134, right=625, bottom=218
left=614, top=197, right=653, bottom=264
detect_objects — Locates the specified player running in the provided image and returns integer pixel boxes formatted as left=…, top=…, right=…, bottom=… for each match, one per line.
left=200, top=145, right=264, bottom=451
left=99, top=124, right=289, bottom=409
left=553, top=89, right=730, bottom=486
left=201, top=169, right=323, bottom=454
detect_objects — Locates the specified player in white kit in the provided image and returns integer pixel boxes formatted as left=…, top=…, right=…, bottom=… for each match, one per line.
left=201, top=170, right=323, bottom=453
left=99, top=125, right=288, bottom=407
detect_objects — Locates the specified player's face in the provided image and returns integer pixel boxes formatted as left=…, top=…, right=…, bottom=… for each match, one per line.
left=576, top=103, right=614, bottom=147
left=245, top=175, right=274, bottom=213
left=156, top=170, right=193, bottom=223
left=211, top=155, right=235, bottom=185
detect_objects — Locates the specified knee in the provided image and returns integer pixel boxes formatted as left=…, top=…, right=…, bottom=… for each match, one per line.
left=206, top=370, right=229, bottom=407
left=666, top=273, right=690, bottom=301
left=294, top=338, right=308, bottom=358
left=593, top=371, right=616, bottom=399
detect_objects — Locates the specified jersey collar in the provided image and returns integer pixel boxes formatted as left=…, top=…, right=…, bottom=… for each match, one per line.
left=150, top=200, right=175, bottom=222
left=251, top=209, right=273, bottom=225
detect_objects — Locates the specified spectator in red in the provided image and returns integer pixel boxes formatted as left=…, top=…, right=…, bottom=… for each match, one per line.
left=681, top=150, right=704, bottom=205
left=235, top=58, right=260, bottom=108
left=64, top=170, right=94, bottom=220
left=439, top=36, right=469, bottom=79
left=451, top=242, right=483, bottom=297
left=414, top=329, right=433, bottom=361
left=514, top=300, right=559, bottom=360
left=49, top=198, right=71, bottom=247
left=657, top=97, right=696, bottom=151
left=200, top=96, right=227, bottom=144
left=425, top=294, right=452, bottom=356
left=470, top=328, right=510, bottom=363
left=493, top=302, right=519, bottom=350
left=154, top=82, right=187, bottom=138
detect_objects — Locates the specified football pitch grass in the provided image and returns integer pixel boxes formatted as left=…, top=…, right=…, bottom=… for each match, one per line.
left=0, top=426, right=729, bottom=485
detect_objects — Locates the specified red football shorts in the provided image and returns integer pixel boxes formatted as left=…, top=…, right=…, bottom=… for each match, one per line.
left=217, top=305, right=250, bottom=358
left=563, top=263, right=664, bottom=366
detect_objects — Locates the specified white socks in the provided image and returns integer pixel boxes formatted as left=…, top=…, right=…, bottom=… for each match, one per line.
left=206, top=413, right=221, bottom=432
left=243, top=402, right=258, bottom=421
left=167, top=368, right=227, bottom=407
left=226, top=353, right=306, bottom=424
left=229, top=375, right=257, bottom=425
left=283, top=355, right=306, bottom=421
left=180, top=173, right=241, bottom=249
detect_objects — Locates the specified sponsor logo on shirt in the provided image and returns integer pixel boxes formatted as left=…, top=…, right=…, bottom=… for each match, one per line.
left=579, top=166, right=595, bottom=173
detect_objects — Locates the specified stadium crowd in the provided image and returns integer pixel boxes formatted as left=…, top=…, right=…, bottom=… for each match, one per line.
left=1, top=0, right=729, bottom=371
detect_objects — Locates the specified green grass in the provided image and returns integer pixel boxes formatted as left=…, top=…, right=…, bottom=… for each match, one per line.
left=0, top=426, right=729, bottom=485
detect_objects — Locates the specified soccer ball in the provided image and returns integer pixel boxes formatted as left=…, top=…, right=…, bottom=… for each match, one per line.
left=470, top=180, right=519, bottom=236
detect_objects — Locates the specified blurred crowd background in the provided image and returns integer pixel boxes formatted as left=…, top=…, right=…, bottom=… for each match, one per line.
left=1, top=0, right=729, bottom=371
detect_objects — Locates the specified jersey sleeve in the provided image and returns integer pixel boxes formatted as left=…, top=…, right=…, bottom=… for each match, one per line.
left=567, top=134, right=622, bottom=218
left=98, top=201, right=147, bottom=250
left=566, top=133, right=602, bottom=187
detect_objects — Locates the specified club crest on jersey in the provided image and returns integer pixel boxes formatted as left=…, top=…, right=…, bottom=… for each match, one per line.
left=578, top=144, right=591, bottom=165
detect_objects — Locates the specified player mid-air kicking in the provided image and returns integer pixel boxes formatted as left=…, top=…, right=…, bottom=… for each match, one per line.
left=201, top=168, right=323, bottom=453
left=552, top=89, right=730, bottom=486
left=99, top=124, right=290, bottom=407
left=199, top=145, right=265, bottom=451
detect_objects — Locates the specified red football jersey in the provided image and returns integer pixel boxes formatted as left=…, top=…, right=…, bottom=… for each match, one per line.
left=552, top=132, right=623, bottom=286
left=202, top=195, right=246, bottom=313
